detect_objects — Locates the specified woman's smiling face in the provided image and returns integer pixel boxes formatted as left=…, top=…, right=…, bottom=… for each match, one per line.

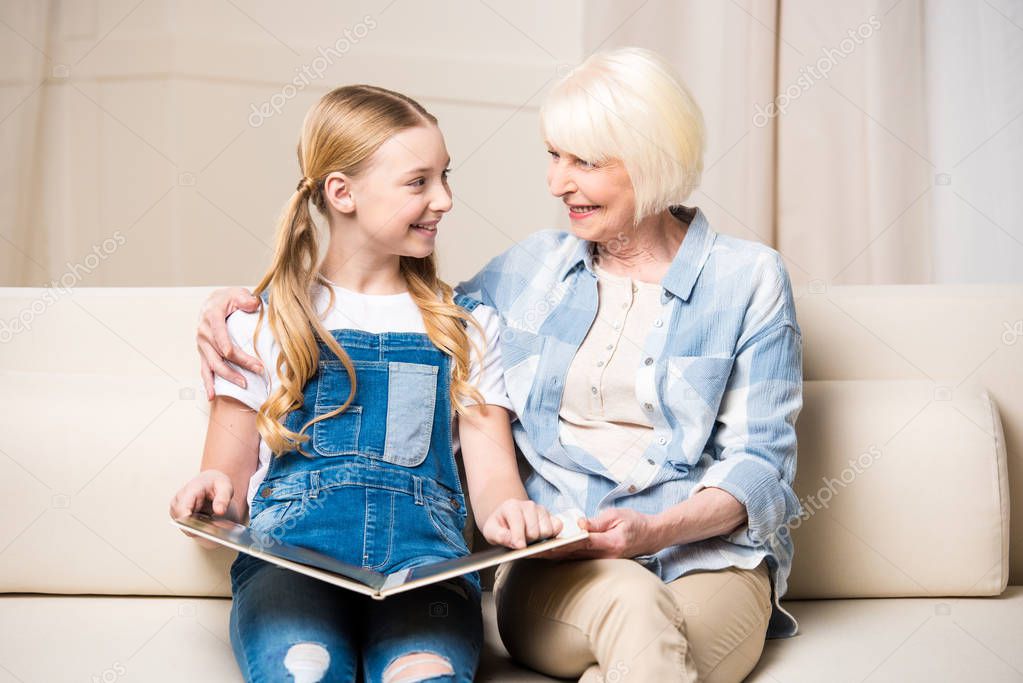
left=545, top=142, right=637, bottom=244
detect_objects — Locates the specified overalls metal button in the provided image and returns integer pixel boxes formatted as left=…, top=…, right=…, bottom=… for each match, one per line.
left=450, top=497, right=460, bottom=510
left=259, top=486, right=273, bottom=498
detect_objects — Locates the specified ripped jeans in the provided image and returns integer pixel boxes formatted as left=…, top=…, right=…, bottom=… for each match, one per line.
left=229, top=554, right=482, bottom=682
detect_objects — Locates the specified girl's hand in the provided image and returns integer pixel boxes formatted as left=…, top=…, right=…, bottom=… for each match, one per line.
left=482, top=499, right=564, bottom=549
left=197, top=286, right=263, bottom=400
left=169, top=470, right=235, bottom=549
left=541, top=507, right=665, bottom=560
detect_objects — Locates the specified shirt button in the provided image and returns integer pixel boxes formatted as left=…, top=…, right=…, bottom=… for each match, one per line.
left=621, top=302, right=629, bottom=309
left=644, top=357, right=653, bottom=366
left=591, top=386, right=598, bottom=394
left=596, top=360, right=604, bottom=367
left=259, top=486, right=273, bottom=498
left=606, top=344, right=613, bottom=351
left=657, top=436, right=667, bottom=445
left=644, top=402, right=654, bottom=411
left=654, top=319, right=663, bottom=327
left=632, top=284, right=638, bottom=293
left=647, top=458, right=655, bottom=466
left=613, top=322, right=621, bottom=329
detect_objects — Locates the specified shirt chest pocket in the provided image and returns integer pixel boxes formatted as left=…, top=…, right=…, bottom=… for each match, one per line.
left=664, top=354, right=734, bottom=463
left=312, top=360, right=439, bottom=467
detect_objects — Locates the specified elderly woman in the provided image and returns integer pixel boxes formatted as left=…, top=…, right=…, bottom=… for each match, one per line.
left=197, top=48, right=802, bottom=683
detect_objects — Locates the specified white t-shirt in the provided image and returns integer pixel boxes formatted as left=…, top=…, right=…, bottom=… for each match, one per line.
left=212, top=282, right=513, bottom=506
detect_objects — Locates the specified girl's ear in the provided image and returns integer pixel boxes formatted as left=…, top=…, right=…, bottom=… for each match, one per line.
left=323, top=171, right=356, bottom=214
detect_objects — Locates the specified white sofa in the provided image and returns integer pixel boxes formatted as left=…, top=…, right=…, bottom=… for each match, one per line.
left=0, top=284, right=1020, bottom=682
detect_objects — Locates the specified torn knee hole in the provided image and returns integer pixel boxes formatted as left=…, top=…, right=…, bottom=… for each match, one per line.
left=283, top=642, right=330, bottom=683
left=383, top=652, right=454, bottom=683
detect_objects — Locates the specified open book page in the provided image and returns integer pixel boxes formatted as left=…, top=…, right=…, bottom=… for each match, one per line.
left=379, top=513, right=588, bottom=597
left=173, top=512, right=387, bottom=596
left=172, top=510, right=588, bottom=599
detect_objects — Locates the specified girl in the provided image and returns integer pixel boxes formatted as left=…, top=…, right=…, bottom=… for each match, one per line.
left=169, top=85, right=562, bottom=683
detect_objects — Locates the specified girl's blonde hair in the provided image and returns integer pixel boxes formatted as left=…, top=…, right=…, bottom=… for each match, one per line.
left=540, top=47, right=705, bottom=224
left=251, top=84, right=485, bottom=457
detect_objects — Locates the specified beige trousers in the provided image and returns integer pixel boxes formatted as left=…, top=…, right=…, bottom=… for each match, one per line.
left=493, top=558, right=772, bottom=683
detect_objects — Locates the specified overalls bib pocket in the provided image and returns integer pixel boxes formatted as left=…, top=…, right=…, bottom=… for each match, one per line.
left=312, top=405, right=362, bottom=456
left=312, top=360, right=375, bottom=456
left=382, top=361, right=438, bottom=467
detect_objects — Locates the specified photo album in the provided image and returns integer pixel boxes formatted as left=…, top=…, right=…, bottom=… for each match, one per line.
left=172, top=509, right=588, bottom=599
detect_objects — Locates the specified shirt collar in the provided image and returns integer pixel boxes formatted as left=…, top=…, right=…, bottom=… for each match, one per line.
left=557, top=206, right=717, bottom=302
left=661, top=206, right=716, bottom=301
left=558, top=235, right=598, bottom=282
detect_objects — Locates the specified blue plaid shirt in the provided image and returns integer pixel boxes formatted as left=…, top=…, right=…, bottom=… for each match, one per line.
left=456, top=206, right=803, bottom=638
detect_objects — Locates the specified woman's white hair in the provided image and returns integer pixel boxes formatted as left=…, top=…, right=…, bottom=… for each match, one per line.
left=540, top=47, right=705, bottom=224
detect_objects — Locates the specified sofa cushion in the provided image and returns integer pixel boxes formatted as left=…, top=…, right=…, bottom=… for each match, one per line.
left=794, top=285, right=1023, bottom=586
left=748, top=586, right=1023, bottom=682
left=0, top=288, right=1011, bottom=600
left=0, top=372, right=1010, bottom=601
left=0, top=370, right=232, bottom=596
left=787, top=380, right=1010, bottom=599
left=0, top=589, right=1020, bottom=683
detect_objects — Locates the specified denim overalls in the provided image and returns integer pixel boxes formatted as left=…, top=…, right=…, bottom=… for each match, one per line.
left=228, top=292, right=484, bottom=682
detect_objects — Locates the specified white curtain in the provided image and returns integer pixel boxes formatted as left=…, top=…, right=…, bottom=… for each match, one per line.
left=2, top=1, right=1020, bottom=286
left=924, top=0, right=1023, bottom=283
left=589, top=0, right=1023, bottom=287
left=775, top=0, right=934, bottom=287
left=0, top=1, right=52, bottom=284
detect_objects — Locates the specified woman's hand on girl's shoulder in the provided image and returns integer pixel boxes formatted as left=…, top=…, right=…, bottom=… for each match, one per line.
left=197, top=286, right=263, bottom=400
left=482, top=499, right=563, bottom=549
left=169, top=469, right=235, bottom=549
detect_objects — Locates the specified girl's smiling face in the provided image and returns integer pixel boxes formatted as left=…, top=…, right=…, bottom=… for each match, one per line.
left=545, top=141, right=637, bottom=243
left=330, top=124, right=453, bottom=259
